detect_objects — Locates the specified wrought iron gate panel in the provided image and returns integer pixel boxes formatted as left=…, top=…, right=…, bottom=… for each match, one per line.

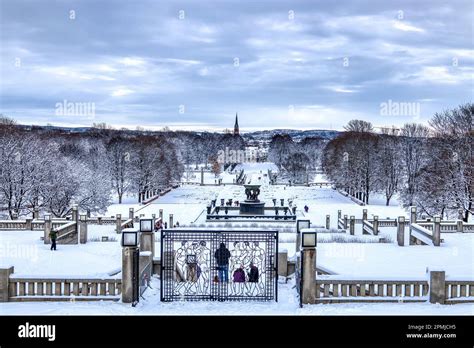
left=161, top=229, right=278, bottom=302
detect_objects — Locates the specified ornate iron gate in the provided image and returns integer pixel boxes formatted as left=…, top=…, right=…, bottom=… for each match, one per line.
left=161, top=229, right=278, bottom=302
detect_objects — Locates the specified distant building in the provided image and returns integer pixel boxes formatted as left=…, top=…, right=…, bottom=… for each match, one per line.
left=234, top=113, right=239, bottom=136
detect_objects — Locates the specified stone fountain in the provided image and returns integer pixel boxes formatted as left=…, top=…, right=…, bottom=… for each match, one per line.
left=239, top=184, right=265, bottom=215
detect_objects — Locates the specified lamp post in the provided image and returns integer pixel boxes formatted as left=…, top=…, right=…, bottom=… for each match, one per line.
left=139, top=218, right=155, bottom=256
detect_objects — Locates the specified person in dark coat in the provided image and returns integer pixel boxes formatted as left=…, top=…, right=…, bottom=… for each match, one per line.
left=50, top=230, right=57, bottom=251
left=214, top=243, right=231, bottom=282
left=248, top=263, right=259, bottom=282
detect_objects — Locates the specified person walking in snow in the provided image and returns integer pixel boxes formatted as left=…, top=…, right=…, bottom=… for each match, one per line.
left=50, top=230, right=57, bottom=251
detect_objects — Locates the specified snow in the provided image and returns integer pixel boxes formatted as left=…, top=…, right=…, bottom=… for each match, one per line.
left=1, top=163, right=473, bottom=314
left=1, top=277, right=472, bottom=315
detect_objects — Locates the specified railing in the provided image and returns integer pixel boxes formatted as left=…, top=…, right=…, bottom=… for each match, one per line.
left=86, top=217, right=116, bottom=225
left=8, top=275, right=121, bottom=301
left=445, top=280, right=474, bottom=303
left=362, top=220, right=375, bottom=235
left=120, top=218, right=133, bottom=229
left=0, top=219, right=70, bottom=231
left=54, top=221, right=77, bottom=243
left=315, top=276, right=429, bottom=303
left=410, top=223, right=434, bottom=245
left=417, top=222, right=474, bottom=233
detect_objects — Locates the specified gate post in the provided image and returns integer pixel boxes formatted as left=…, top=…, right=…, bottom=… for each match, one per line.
left=159, top=209, right=163, bottom=220
left=409, top=206, right=417, bottom=245
left=433, top=216, right=441, bottom=246
left=72, top=204, right=78, bottom=222
left=122, top=246, right=139, bottom=303
left=325, top=215, right=330, bottom=230
left=373, top=216, right=379, bottom=236
left=343, top=215, right=348, bottom=229
left=397, top=216, right=405, bottom=246
left=349, top=216, right=355, bottom=235
left=301, top=235, right=317, bottom=305
left=140, top=232, right=155, bottom=258
left=43, top=215, right=51, bottom=244
left=457, top=209, right=463, bottom=232
left=116, top=214, right=122, bottom=234
left=79, top=215, right=88, bottom=244
left=169, top=214, right=174, bottom=228
left=129, top=208, right=134, bottom=220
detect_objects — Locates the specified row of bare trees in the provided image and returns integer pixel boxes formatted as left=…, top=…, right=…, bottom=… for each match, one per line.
left=0, top=118, right=183, bottom=218
left=322, top=104, right=473, bottom=221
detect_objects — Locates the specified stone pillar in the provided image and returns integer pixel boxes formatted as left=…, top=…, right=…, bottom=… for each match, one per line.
left=116, top=214, right=122, bottom=234
left=44, top=218, right=51, bottom=244
left=33, top=208, right=39, bottom=220
left=457, top=209, right=463, bottom=233
left=337, top=210, right=341, bottom=219
left=325, top=215, right=330, bottom=230
left=79, top=215, right=88, bottom=244
left=343, top=215, right=348, bottom=229
left=159, top=209, right=163, bottom=220
left=410, top=206, right=417, bottom=224
left=373, top=216, right=379, bottom=236
left=140, top=232, right=155, bottom=258
left=72, top=204, right=78, bottom=222
left=349, top=216, right=355, bottom=235
left=433, top=216, right=441, bottom=247
left=277, top=251, right=288, bottom=277
left=301, top=247, right=317, bottom=304
left=122, top=247, right=138, bottom=303
left=295, top=229, right=301, bottom=251
left=397, top=216, right=405, bottom=246
left=169, top=214, right=174, bottom=228
left=25, top=218, right=32, bottom=230
left=129, top=208, right=134, bottom=220
left=200, top=167, right=204, bottom=186
left=362, top=209, right=367, bottom=221
left=429, top=270, right=446, bottom=304
left=0, top=267, right=14, bottom=302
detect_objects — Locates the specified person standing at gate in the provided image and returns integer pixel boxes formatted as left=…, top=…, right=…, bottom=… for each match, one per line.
left=214, top=243, right=231, bottom=283
left=50, top=229, right=57, bottom=251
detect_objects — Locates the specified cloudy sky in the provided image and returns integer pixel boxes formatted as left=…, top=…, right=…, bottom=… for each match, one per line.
left=1, top=0, right=472, bottom=131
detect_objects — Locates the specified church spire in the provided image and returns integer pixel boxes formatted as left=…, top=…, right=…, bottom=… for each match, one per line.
left=234, top=112, right=239, bottom=135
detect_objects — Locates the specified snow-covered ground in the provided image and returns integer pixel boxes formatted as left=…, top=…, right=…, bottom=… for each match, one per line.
left=1, top=162, right=473, bottom=314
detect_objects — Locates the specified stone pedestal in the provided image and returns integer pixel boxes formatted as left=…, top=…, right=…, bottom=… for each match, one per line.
left=122, top=247, right=138, bottom=303
left=397, top=216, right=405, bottom=246
left=79, top=220, right=88, bottom=244
left=278, top=251, right=288, bottom=277
left=140, top=232, right=155, bottom=258
left=429, top=270, right=445, bottom=304
left=0, top=267, right=14, bottom=302
left=44, top=220, right=52, bottom=244
left=116, top=214, right=122, bottom=234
